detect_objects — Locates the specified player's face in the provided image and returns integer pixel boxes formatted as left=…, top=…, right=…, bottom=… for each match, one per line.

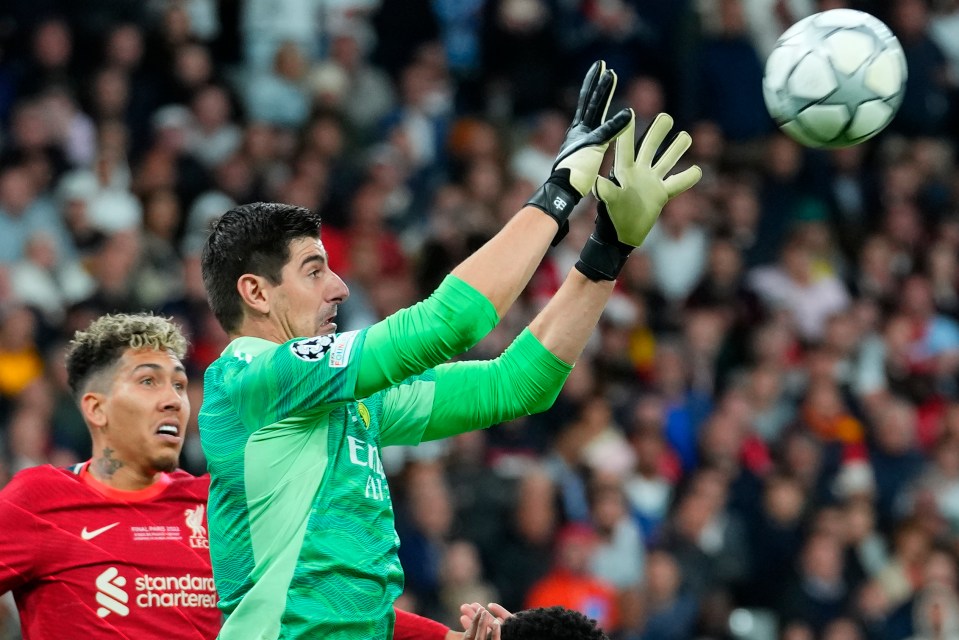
left=273, top=236, right=349, bottom=339
left=96, top=348, right=190, bottom=473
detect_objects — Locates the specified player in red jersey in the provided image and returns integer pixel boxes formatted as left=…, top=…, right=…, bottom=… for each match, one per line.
left=0, top=314, right=220, bottom=639
left=0, top=312, right=465, bottom=639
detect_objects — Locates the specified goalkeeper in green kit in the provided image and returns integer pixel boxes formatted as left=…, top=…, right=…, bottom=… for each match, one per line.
left=198, top=60, right=701, bottom=640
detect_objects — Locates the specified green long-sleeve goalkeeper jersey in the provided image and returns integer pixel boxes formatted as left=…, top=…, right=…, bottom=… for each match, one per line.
left=198, top=276, right=570, bottom=639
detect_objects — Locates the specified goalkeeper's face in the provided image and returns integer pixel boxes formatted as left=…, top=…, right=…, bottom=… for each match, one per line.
left=270, top=236, right=350, bottom=340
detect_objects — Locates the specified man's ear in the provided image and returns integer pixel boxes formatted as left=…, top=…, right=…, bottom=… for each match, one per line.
left=81, top=391, right=108, bottom=430
left=237, top=274, right=271, bottom=315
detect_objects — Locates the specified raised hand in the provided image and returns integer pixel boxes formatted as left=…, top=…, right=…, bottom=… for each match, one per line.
left=576, top=110, right=702, bottom=281
left=526, top=60, right=632, bottom=244
left=460, top=605, right=502, bottom=640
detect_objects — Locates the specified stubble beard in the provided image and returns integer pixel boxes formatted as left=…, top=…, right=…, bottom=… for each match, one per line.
left=150, top=451, right=180, bottom=473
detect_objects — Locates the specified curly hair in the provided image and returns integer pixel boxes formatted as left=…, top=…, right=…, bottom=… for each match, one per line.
left=200, top=202, right=323, bottom=333
left=65, top=313, right=188, bottom=396
left=501, top=607, right=610, bottom=640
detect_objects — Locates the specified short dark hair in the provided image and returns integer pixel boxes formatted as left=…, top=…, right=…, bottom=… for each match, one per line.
left=200, top=202, right=323, bottom=332
left=65, top=314, right=188, bottom=396
left=501, top=607, right=609, bottom=640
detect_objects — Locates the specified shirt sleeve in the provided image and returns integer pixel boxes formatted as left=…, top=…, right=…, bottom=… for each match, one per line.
left=392, top=608, right=450, bottom=640
left=378, top=372, right=438, bottom=447
left=0, top=479, right=39, bottom=593
left=354, top=275, right=498, bottom=397
left=378, top=328, right=573, bottom=446
left=424, top=329, right=573, bottom=441
left=222, top=330, right=369, bottom=428
left=221, top=275, right=498, bottom=429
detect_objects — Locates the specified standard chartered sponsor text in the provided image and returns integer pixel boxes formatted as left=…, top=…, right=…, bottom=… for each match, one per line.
left=134, top=573, right=217, bottom=608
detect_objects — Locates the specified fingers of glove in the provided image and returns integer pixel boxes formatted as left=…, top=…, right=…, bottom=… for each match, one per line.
left=663, top=165, right=704, bottom=198
left=563, top=107, right=631, bottom=166
left=636, top=112, right=674, bottom=167
left=611, top=109, right=637, bottom=177
left=579, top=107, right=632, bottom=154
left=593, top=174, right=620, bottom=205
left=582, top=68, right=618, bottom=128
left=573, top=60, right=606, bottom=127
left=652, top=130, right=693, bottom=179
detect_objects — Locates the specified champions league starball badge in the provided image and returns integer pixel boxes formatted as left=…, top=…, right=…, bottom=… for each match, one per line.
left=289, top=335, right=335, bottom=361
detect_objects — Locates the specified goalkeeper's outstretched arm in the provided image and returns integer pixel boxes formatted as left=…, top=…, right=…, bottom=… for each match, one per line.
left=402, top=110, right=702, bottom=442
left=354, top=60, right=632, bottom=398
left=415, top=270, right=612, bottom=442
left=449, top=59, right=631, bottom=319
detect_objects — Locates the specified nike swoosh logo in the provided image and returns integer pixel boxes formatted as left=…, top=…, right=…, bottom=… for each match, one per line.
left=81, top=522, right=120, bottom=540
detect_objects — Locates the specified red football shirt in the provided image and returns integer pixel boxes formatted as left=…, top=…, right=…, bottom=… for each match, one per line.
left=0, top=463, right=220, bottom=639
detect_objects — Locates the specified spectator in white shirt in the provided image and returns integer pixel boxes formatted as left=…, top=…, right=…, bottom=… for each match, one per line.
left=748, top=234, right=851, bottom=342
left=641, top=189, right=709, bottom=303
left=187, top=84, right=242, bottom=169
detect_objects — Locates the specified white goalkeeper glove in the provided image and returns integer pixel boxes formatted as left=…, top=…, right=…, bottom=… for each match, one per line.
left=575, top=111, right=703, bottom=281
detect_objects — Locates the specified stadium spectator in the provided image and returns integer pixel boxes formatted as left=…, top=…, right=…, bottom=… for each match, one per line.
left=9, top=231, right=93, bottom=324
left=490, top=467, right=559, bottom=612
left=0, top=305, right=44, bottom=402
left=889, top=0, right=952, bottom=137
left=748, top=232, right=851, bottom=342
left=524, top=523, right=619, bottom=633
left=780, top=532, right=852, bottom=633
left=308, top=21, right=396, bottom=140
left=690, top=0, right=773, bottom=142
left=640, top=190, right=709, bottom=304
left=186, top=84, right=242, bottom=170
left=0, top=164, right=73, bottom=265
left=870, top=397, right=928, bottom=527
left=623, top=399, right=678, bottom=541
left=243, top=41, right=312, bottom=130
left=397, top=462, right=457, bottom=614
left=898, top=274, right=959, bottom=394
left=842, top=497, right=889, bottom=584
left=660, top=467, right=751, bottom=596
left=437, top=540, right=500, bottom=628
left=14, top=17, right=76, bottom=99
left=163, top=42, right=218, bottom=110
left=635, top=549, right=698, bottom=640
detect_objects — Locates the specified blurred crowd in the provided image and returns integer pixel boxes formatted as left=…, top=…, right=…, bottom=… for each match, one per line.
left=2, top=0, right=959, bottom=639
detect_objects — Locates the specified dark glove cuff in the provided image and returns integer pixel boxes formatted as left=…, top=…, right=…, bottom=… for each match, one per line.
left=575, top=234, right=632, bottom=281
left=526, top=176, right=582, bottom=246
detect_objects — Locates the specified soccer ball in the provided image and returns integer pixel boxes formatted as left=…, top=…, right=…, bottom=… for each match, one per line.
left=762, top=9, right=907, bottom=149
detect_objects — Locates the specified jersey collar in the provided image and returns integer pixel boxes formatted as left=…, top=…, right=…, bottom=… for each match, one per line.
left=79, top=460, right=173, bottom=502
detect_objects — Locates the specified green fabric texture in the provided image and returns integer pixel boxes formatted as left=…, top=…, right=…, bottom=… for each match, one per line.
left=356, top=274, right=499, bottom=397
